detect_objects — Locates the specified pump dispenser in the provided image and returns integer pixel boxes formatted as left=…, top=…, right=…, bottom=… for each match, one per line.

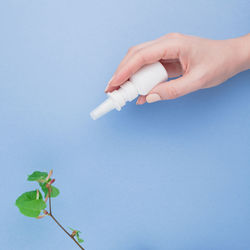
left=90, top=62, right=168, bottom=120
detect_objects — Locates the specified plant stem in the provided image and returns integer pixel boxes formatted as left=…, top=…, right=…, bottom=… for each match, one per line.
left=48, top=185, right=85, bottom=250
left=49, top=214, right=85, bottom=250
left=48, top=186, right=52, bottom=215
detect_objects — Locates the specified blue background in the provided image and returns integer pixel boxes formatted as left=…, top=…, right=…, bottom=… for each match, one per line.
left=0, top=0, right=250, bottom=249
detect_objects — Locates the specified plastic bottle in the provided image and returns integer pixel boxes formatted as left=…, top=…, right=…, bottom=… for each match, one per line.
left=90, top=62, right=168, bottom=120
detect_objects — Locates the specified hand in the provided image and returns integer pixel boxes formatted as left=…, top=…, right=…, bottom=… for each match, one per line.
left=105, top=33, right=250, bottom=104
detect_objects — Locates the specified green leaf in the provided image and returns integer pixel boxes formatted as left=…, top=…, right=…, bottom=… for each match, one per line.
left=16, top=190, right=46, bottom=217
left=39, top=182, right=60, bottom=198
left=27, top=171, right=48, bottom=182
left=76, top=233, right=84, bottom=243
left=69, top=228, right=84, bottom=243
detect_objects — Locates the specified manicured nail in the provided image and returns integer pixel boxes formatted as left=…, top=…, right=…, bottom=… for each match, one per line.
left=105, top=76, right=114, bottom=92
left=146, top=93, right=161, bottom=103
left=136, top=97, right=143, bottom=105
left=105, top=86, right=109, bottom=92
left=108, top=76, right=114, bottom=85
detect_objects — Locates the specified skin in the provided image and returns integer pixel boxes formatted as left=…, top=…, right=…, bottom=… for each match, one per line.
left=105, top=33, right=250, bottom=104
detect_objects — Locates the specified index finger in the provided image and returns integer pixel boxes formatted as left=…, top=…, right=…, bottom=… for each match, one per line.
left=105, top=39, right=180, bottom=92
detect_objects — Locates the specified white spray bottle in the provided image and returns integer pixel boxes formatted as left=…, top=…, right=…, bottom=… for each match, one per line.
left=90, top=62, right=168, bottom=120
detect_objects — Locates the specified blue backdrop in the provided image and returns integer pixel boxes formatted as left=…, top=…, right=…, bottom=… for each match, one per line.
left=0, top=0, right=250, bottom=249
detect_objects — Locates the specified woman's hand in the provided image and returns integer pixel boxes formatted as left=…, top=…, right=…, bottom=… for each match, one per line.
left=105, top=33, right=250, bottom=104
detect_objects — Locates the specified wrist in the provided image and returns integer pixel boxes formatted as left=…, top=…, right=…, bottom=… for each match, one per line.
left=230, top=34, right=250, bottom=73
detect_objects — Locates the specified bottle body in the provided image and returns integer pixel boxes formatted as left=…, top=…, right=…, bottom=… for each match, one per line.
left=90, top=62, right=168, bottom=120
left=130, top=62, right=168, bottom=95
left=108, top=62, right=168, bottom=110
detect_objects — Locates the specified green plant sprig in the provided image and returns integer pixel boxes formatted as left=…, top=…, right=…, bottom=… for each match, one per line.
left=15, top=170, right=85, bottom=250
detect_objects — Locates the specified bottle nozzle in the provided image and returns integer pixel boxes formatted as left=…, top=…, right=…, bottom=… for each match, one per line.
left=90, top=97, right=116, bottom=120
left=90, top=62, right=168, bottom=120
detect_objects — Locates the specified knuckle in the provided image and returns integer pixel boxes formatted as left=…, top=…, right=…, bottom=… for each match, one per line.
left=167, top=85, right=180, bottom=99
left=166, top=32, right=183, bottom=39
left=128, top=45, right=139, bottom=54
left=136, top=49, right=147, bottom=64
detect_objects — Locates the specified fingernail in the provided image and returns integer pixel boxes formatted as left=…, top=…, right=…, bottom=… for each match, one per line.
left=108, top=76, right=114, bottom=85
left=105, top=76, right=114, bottom=92
left=146, top=93, right=161, bottom=103
left=136, top=97, right=143, bottom=105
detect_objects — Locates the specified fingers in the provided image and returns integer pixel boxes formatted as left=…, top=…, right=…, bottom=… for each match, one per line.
left=136, top=95, right=146, bottom=105
left=105, top=39, right=181, bottom=93
left=136, top=74, right=198, bottom=105
left=146, top=73, right=200, bottom=102
left=114, top=41, right=155, bottom=74
left=160, top=59, right=183, bottom=78
left=105, top=41, right=155, bottom=93
left=113, top=35, right=169, bottom=76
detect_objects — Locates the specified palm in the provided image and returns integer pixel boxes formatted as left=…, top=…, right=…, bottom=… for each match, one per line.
left=160, top=59, right=183, bottom=78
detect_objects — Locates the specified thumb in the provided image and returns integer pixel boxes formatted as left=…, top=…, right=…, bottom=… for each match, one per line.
left=146, top=74, right=199, bottom=102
